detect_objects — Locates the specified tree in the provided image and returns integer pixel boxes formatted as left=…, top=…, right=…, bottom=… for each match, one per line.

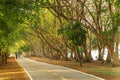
left=0, top=0, right=37, bottom=65
left=58, top=21, right=86, bottom=66
left=42, top=0, right=120, bottom=65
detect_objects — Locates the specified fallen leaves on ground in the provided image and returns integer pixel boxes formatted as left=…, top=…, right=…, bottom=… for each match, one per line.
left=0, top=57, right=29, bottom=80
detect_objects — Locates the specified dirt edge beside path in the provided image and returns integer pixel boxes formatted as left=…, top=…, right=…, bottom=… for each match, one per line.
left=0, top=57, right=30, bottom=80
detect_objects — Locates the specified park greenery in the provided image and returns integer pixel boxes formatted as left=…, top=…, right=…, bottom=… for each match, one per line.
left=0, top=0, right=120, bottom=66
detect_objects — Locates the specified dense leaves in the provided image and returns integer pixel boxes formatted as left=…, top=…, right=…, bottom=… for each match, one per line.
left=0, top=0, right=120, bottom=66
left=58, top=21, right=86, bottom=46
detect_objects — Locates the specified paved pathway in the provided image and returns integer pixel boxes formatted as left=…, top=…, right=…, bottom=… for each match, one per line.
left=18, top=57, right=105, bottom=80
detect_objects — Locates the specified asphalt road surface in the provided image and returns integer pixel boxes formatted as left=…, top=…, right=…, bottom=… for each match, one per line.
left=18, top=57, right=105, bottom=80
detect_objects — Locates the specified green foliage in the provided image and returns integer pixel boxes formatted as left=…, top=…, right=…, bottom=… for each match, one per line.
left=0, top=0, right=36, bottom=53
left=0, top=19, right=11, bottom=49
left=102, top=30, right=111, bottom=41
left=100, top=8, right=108, bottom=13
left=58, top=21, right=86, bottom=46
left=17, top=45, right=31, bottom=53
left=95, top=70, right=120, bottom=76
left=114, top=11, right=120, bottom=28
left=91, top=37, right=98, bottom=49
left=114, top=0, right=120, bottom=8
left=106, top=0, right=110, bottom=2
left=78, top=47, right=83, bottom=53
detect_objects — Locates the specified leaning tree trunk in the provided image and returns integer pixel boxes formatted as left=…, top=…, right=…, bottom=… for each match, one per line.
left=107, top=45, right=120, bottom=66
left=63, top=36, right=68, bottom=61
left=70, top=45, right=76, bottom=60
left=97, top=39, right=104, bottom=61
left=0, top=52, right=2, bottom=66
left=73, top=47, right=79, bottom=62
left=76, top=46, right=82, bottom=67
left=4, top=52, right=8, bottom=64
left=1, top=53, right=5, bottom=65
left=112, top=41, right=120, bottom=66
left=106, top=52, right=112, bottom=63
left=101, top=46, right=105, bottom=63
left=82, top=40, right=92, bottom=62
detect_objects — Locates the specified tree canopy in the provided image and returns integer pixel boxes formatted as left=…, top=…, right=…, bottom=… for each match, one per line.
left=0, top=0, right=120, bottom=66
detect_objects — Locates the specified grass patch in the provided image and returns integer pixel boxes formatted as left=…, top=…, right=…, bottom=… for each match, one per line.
left=86, top=67, right=120, bottom=76
left=95, top=70, right=120, bottom=75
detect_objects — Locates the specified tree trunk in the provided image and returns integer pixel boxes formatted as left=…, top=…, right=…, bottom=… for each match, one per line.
left=82, top=40, right=92, bottom=62
left=115, top=42, right=119, bottom=57
left=37, top=31, right=66, bottom=59
left=112, top=41, right=119, bottom=66
left=96, top=37, right=104, bottom=61
left=98, top=48, right=103, bottom=61
left=106, top=53, right=111, bottom=63
left=112, top=53, right=120, bottom=66
left=76, top=46, right=82, bottom=67
left=42, top=42, right=47, bottom=57
left=0, top=54, right=2, bottom=66
left=1, top=53, right=4, bottom=64
left=4, top=53, right=8, bottom=64
left=101, top=46, right=105, bottom=63
left=73, top=47, right=79, bottom=61
left=69, top=45, right=75, bottom=60
left=63, top=36, right=68, bottom=61
left=107, top=45, right=120, bottom=65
